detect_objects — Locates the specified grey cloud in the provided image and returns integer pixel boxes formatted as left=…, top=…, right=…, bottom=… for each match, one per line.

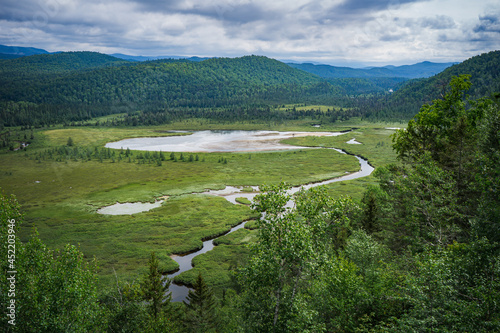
left=0, top=0, right=51, bottom=21
left=474, top=14, right=500, bottom=33
left=380, top=33, right=407, bottom=42
left=128, top=0, right=273, bottom=25
left=420, top=15, right=456, bottom=29
left=185, top=3, right=273, bottom=24
left=330, top=0, right=428, bottom=16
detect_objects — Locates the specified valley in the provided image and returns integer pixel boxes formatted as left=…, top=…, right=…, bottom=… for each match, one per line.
left=0, top=48, right=498, bottom=331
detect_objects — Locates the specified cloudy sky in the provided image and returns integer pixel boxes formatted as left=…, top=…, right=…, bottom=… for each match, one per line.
left=0, top=0, right=499, bottom=66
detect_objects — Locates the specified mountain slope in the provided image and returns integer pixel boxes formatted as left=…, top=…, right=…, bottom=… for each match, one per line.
left=0, top=44, right=49, bottom=56
left=377, top=50, right=500, bottom=120
left=0, top=53, right=343, bottom=126
left=383, top=61, right=457, bottom=78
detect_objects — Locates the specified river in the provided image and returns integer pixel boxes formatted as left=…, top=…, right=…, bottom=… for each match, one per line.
left=105, top=130, right=374, bottom=302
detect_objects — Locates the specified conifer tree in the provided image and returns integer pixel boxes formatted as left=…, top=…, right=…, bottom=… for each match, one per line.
left=141, top=252, right=172, bottom=319
left=183, top=273, right=218, bottom=333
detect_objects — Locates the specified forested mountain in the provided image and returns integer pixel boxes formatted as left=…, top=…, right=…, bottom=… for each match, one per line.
left=0, top=49, right=498, bottom=127
left=288, top=61, right=455, bottom=79
left=0, top=53, right=346, bottom=126
left=0, top=52, right=129, bottom=77
left=372, top=50, right=500, bottom=120
left=327, top=77, right=408, bottom=95
left=0, top=44, right=49, bottom=58
left=288, top=60, right=456, bottom=97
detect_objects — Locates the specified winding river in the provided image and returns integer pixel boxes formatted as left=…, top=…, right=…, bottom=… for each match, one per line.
left=105, top=130, right=374, bottom=302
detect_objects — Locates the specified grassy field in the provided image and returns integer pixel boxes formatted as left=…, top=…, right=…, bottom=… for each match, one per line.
left=174, top=227, right=258, bottom=295
left=1, top=122, right=380, bottom=287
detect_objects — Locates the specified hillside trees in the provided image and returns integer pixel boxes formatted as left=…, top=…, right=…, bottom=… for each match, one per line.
left=236, top=76, right=500, bottom=332
left=0, top=190, right=103, bottom=332
left=362, top=75, right=500, bottom=330
left=391, top=74, right=498, bottom=239
left=183, top=273, right=219, bottom=333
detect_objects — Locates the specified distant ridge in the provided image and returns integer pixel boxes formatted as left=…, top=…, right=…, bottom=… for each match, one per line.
left=0, top=44, right=49, bottom=56
left=110, top=53, right=210, bottom=62
left=288, top=61, right=457, bottom=79
left=381, top=50, right=500, bottom=120
left=0, top=44, right=212, bottom=63
left=1, top=44, right=453, bottom=79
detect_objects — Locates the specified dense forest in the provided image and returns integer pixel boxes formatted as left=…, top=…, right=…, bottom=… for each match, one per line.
left=0, top=53, right=348, bottom=127
left=0, top=50, right=498, bottom=128
left=1, top=75, right=499, bottom=331
left=368, top=50, right=500, bottom=121
left=1, top=51, right=499, bottom=128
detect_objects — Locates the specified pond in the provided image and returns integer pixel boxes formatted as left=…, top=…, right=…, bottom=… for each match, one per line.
left=105, top=130, right=347, bottom=152
left=97, top=200, right=166, bottom=215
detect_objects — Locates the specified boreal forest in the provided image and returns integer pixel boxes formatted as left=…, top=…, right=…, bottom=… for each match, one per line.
left=0, top=49, right=499, bottom=332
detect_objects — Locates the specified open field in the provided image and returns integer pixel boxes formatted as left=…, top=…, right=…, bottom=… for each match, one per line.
left=1, top=122, right=397, bottom=287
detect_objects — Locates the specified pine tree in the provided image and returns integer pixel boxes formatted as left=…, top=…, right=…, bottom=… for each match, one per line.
left=141, top=252, right=172, bottom=319
left=183, top=273, right=218, bottom=333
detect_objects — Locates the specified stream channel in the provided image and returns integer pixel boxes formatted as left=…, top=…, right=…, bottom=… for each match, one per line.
left=105, top=130, right=374, bottom=302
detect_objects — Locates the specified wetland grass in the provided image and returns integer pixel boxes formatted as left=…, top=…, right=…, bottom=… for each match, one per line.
left=0, top=122, right=398, bottom=291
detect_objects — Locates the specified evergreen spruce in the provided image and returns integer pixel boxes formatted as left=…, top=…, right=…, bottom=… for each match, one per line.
left=183, top=273, right=218, bottom=333
left=141, top=252, right=172, bottom=319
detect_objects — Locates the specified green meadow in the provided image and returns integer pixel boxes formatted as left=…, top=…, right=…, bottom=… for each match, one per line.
left=0, top=120, right=404, bottom=288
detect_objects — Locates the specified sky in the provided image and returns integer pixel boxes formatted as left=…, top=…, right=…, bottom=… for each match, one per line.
left=0, top=0, right=499, bottom=67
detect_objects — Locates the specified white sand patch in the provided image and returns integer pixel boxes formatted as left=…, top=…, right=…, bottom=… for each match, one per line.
left=346, top=138, right=362, bottom=144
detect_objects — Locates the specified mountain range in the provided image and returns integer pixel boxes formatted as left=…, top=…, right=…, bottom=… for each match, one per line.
left=0, top=44, right=454, bottom=79
left=288, top=61, right=457, bottom=79
left=0, top=44, right=498, bottom=126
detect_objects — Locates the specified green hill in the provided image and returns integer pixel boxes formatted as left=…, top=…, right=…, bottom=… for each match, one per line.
left=0, top=53, right=345, bottom=126
left=374, top=50, right=500, bottom=121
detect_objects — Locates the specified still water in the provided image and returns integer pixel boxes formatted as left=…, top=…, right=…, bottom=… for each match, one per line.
left=104, top=130, right=373, bottom=302
left=105, top=130, right=347, bottom=152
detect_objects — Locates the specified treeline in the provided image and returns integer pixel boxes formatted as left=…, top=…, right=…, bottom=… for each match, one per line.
left=101, top=104, right=361, bottom=127
left=31, top=144, right=211, bottom=165
left=327, top=77, right=408, bottom=96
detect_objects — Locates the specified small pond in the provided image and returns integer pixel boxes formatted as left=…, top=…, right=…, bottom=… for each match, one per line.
left=105, top=130, right=347, bottom=152
left=97, top=200, right=166, bottom=215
